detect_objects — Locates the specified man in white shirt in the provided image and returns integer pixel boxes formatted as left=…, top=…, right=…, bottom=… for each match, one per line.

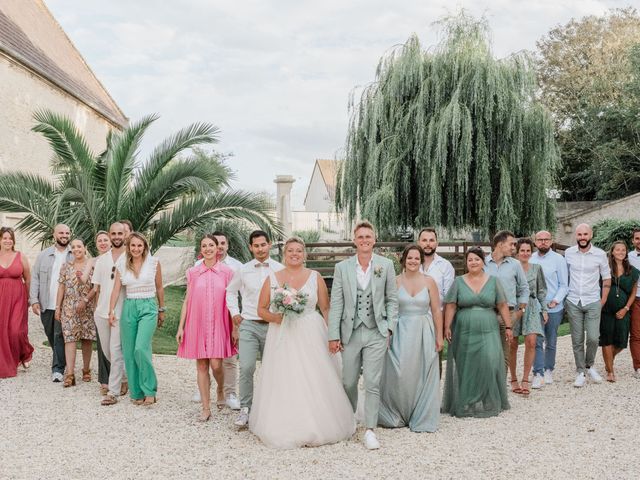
left=417, top=228, right=455, bottom=305
left=85, top=222, right=128, bottom=405
left=29, top=224, right=72, bottom=382
left=627, top=228, right=640, bottom=378
left=191, top=231, right=243, bottom=409
left=227, top=230, right=283, bottom=427
left=564, top=223, right=611, bottom=388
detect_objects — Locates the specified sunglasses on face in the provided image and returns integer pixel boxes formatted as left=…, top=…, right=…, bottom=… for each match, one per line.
left=111, top=266, right=116, bottom=280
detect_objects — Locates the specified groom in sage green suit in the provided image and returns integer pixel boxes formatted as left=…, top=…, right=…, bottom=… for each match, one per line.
left=328, top=221, right=398, bottom=450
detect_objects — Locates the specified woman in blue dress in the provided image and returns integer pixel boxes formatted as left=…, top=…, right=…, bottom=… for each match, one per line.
left=379, top=244, right=443, bottom=432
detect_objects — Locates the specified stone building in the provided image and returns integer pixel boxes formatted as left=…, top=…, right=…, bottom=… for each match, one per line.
left=555, top=193, right=640, bottom=244
left=0, top=0, right=127, bottom=255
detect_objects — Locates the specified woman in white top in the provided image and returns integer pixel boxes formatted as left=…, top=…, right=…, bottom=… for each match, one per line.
left=108, top=233, right=165, bottom=406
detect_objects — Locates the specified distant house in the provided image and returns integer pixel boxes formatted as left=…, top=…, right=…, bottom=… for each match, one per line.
left=555, top=193, right=640, bottom=244
left=303, top=159, right=339, bottom=212
left=292, top=159, right=345, bottom=239
left=0, top=0, right=127, bottom=255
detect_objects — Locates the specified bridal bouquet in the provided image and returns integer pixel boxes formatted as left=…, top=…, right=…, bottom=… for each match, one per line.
left=271, top=284, right=308, bottom=316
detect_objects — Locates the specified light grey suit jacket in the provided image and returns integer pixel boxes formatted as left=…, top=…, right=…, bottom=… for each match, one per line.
left=328, top=254, right=399, bottom=344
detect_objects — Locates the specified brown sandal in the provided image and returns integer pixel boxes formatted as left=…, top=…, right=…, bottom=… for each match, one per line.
left=120, top=381, right=129, bottom=396
left=131, top=398, right=144, bottom=406
left=101, top=395, right=118, bottom=406
left=100, top=385, right=109, bottom=396
left=63, top=373, right=76, bottom=388
left=510, top=379, right=522, bottom=394
left=142, top=396, right=157, bottom=406
left=82, top=369, right=91, bottom=382
left=520, top=381, right=531, bottom=395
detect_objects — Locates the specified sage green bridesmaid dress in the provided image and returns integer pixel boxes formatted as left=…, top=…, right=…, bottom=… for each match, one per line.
left=379, top=285, right=440, bottom=432
left=441, top=275, right=510, bottom=418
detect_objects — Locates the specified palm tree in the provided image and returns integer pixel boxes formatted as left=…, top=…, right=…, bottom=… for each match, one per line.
left=0, top=110, right=281, bottom=253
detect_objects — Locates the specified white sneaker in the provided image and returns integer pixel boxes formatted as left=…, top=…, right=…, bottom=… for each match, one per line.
left=52, top=372, right=63, bottom=383
left=574, top=372, right=586, bottom=388
left=544, top=369, right=553, bottom=385
left=234, top=407, right=249, bottom=427
left=588, top=367, right=603, bottom=384
left=191, top=391, right=201, bottom=403
left=633, top=369, right=640, bottom=379
left=531, top=374, right=544, bottom=389
left=226, top=393, right=241, bottom=410
left=363, top=430, right=380, bottom=450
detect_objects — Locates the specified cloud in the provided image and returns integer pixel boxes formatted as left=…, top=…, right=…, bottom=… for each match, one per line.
left=47, top=0, right=623, bottom=207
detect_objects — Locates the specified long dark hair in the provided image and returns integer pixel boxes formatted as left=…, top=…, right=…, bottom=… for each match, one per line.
left=608, top=241, right=631, bottom=277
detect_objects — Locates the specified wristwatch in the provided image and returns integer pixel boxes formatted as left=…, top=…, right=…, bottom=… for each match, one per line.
left=158, top=307, right=166, bottom=313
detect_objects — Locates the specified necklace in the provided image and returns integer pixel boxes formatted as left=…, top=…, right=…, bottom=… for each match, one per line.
left=615, top=276, right=620, bottom=298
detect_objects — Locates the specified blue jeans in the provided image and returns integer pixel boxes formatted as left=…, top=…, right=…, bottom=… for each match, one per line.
left=533, top=310, right=563, bottom=375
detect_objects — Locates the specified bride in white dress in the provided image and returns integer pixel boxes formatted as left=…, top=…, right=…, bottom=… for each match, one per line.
left=250, top=237, right=356, bottom=449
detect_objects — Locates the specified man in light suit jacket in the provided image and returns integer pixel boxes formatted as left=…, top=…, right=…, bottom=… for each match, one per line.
left=328, top=221, right=398, bottom=450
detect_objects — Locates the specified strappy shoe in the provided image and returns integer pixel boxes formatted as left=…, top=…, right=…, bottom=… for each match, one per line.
left=198, top=410, right=212, bottom=422
left=63, top=373, right=76, bottom=388
left=131, top=398, right=144, bottom=406
left=520, top=380, right=531, bottom=395
left=101, top=395, right=118, bottom=406
left=82, top=369, right=91, bottom=382
left=216, top=392, right=225, bottom=410
left=142, top=396, right=157, bottom=406
left=120, top=381, right=129, bottom=396
left=510, top=379, right=522, bottom=394
left=100, top=385, right=109, bottom=396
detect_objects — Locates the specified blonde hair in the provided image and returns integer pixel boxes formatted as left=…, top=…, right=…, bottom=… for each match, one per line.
left=353, top=220, right=375, bottom=236
left=125, top=232, right=150, bottom=276
left=283, top=236, right=306, bottom=261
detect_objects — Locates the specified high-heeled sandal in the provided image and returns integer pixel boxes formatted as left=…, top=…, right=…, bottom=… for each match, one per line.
left=510, top=379, right=522, bottom=394
left=82, top=369, right=91, bottom=382
left=198, top=410, right=212, bottom=422
left=63, top=373, right=76, bottom=388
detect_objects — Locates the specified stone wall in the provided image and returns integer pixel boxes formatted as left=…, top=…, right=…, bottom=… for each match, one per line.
left=555, top=192, right=640, bottom=245
left=0, top=54, right=122, bottom=259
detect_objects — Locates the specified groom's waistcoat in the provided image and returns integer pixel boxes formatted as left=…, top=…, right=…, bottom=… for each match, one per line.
left=354, top=281, right=376, bottom=329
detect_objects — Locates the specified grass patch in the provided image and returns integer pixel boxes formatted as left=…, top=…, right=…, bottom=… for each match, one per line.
left=152, top=285, right=185, bottom=355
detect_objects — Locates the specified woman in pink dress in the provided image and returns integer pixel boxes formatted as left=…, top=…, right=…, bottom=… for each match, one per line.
left=176, top=234, right=236, bottom=421
left=0, top=227, right=34, bottom=378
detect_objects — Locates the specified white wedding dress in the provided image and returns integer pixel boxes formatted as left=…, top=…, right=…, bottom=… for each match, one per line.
left=249, top=271, right=356, bottom=449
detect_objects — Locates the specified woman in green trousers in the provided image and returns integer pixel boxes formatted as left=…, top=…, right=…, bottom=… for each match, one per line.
left=109, top=232, right=165, bottom=406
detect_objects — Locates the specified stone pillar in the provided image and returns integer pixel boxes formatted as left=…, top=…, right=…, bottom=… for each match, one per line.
left=274, top=175, right=295, bottom=239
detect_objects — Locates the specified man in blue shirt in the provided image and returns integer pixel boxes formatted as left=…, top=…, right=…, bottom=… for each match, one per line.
left=484, top=230, right=529, bottom=374
left=529, top=231, right=569, bottom=388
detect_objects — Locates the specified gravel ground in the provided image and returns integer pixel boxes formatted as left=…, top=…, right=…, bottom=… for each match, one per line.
left=1, top=314, right=639, bottom=480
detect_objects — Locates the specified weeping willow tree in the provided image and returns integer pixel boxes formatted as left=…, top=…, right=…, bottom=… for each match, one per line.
left=336, top=13, right=560, bottom=236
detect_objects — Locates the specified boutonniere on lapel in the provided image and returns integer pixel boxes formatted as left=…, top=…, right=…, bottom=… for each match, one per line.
left=374, top=266, right=383, bottom=278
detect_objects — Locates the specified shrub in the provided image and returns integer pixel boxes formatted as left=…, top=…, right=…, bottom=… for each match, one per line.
left=592, top=219, right=640, bottom=251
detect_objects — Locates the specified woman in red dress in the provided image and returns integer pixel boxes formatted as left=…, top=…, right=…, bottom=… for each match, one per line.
left=0, top=227, right=34, bottom=378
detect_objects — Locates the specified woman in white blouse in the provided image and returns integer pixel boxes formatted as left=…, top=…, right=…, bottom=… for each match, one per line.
left=108, top=233, right=165, bottom=406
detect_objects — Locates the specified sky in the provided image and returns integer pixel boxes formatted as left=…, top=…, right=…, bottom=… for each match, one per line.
left=47, top=0, right=629, bottom=208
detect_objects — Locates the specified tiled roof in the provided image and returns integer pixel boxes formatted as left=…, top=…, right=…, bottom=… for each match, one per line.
left=0, top=0, right=127, bottom=128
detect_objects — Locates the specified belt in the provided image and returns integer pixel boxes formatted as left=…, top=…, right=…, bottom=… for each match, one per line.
left=245, top=319, right=268, bottom=324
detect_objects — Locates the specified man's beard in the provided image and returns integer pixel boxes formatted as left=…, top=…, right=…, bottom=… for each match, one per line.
left=423, top=247, right=435, bottom=257
left=56, top=238, right=69, bottom=247
left=111, top=239, right=124, bottom=248
left=537, top=246, right=550, bottom=254
left=577, top=239, right=591, bottom=249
